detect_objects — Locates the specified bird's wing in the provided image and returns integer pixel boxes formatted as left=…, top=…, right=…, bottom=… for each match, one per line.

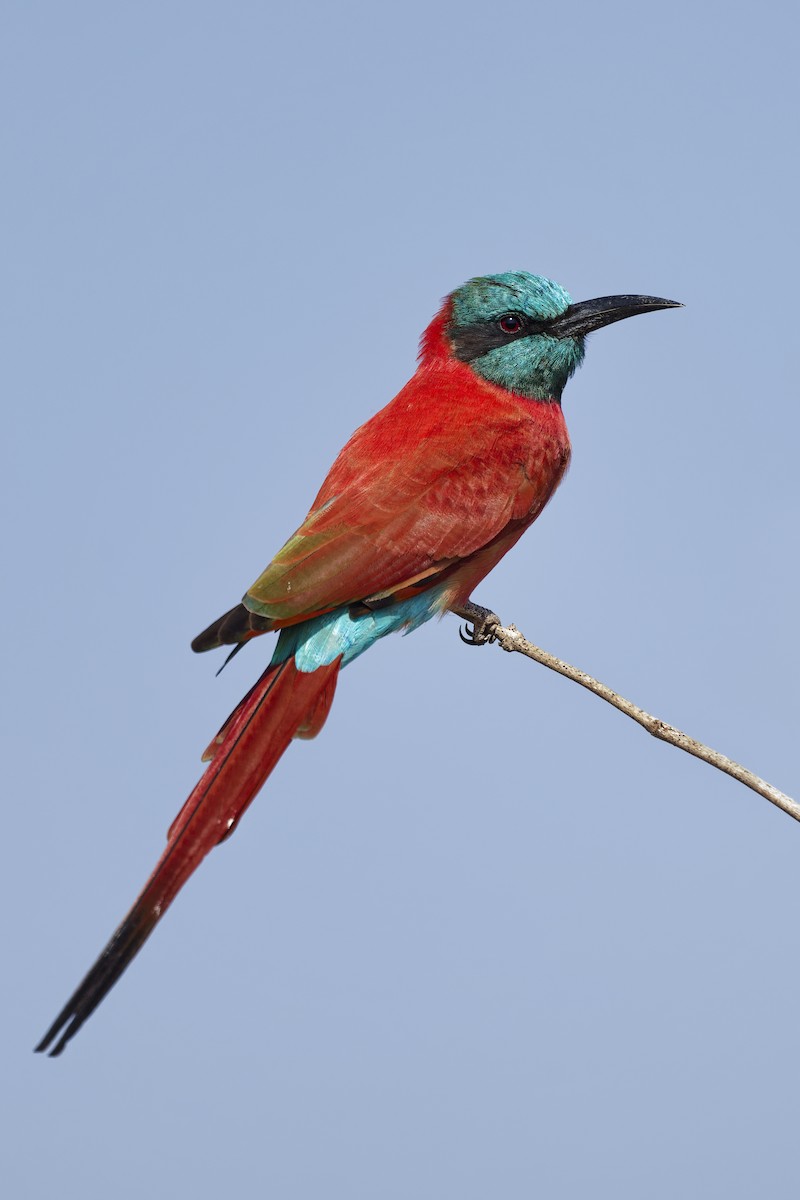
left=244, top=372, right=549, bottom=624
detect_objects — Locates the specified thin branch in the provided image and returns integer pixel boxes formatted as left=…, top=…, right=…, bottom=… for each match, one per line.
left=455, top=608, right=798, bottom=825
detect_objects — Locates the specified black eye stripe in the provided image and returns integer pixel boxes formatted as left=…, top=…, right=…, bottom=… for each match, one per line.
left=448, top=312, right=550, bottom=363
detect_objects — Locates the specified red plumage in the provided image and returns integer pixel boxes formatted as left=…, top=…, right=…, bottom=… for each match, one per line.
left=244, top=300, right=570, bottom=623
left=37, top=293, right=574, bottom=1055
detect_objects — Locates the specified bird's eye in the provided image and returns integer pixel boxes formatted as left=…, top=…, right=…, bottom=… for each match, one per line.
left=499, top=313, right=522, bottom=334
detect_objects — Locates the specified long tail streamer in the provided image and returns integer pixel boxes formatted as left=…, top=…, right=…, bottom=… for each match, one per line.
left=36, top=655, right=341, bottom=1056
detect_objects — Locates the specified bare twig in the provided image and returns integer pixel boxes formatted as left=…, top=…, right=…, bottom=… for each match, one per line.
left=454, top=608, right=798, bottom=824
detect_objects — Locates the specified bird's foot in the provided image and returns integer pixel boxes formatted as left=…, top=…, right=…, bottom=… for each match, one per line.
left=453, top=601, right=502, bottom=646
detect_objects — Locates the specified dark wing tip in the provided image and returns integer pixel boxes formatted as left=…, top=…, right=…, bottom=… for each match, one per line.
left=192, top=604, right=274, bottom=654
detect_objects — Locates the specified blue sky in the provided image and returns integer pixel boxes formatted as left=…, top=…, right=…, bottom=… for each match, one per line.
left=3, top=2, right=799, bottom=1197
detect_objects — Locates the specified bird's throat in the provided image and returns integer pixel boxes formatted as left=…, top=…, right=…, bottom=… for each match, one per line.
left=465, top=335, right=585, bottom=402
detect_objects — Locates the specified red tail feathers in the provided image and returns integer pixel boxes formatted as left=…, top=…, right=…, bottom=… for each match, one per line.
left=36, top=655, right=341, bottom=1055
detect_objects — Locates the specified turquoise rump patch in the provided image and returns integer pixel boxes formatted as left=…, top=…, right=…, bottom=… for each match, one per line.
left=271, top=591, right=446, bottom=673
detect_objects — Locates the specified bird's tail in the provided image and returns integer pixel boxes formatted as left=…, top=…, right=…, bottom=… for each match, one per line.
left=35, top=652, right=341, bottom=1056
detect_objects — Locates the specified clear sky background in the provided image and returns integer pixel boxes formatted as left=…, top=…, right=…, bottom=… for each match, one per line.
left=3, top=2, right=799, bottom=1196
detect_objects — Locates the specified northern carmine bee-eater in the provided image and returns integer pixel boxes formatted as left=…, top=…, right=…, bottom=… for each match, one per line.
left=37, top=272, right=680, bottom=1055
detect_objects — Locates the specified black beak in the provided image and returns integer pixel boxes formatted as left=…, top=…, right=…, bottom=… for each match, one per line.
left=549, top=294, right=682, bottom=339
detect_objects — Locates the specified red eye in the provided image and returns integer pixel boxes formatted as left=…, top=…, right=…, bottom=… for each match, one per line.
left=499, top=313, right=522, bottom=333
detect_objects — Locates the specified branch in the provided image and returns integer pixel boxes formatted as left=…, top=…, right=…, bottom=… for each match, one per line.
left=454, top=605, right=798, bottom=825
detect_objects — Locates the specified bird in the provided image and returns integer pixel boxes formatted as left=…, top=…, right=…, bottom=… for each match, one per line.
left=36, top=271, right=680, bottom=1055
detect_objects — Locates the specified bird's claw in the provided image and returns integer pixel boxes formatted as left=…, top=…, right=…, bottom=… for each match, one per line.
left=459, top=623, right=494, bottom=646
left=453, top=602, right=502, bottom=647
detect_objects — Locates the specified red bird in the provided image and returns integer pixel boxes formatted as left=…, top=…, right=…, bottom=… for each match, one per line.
left=37, top=271, right=679, bottom=1054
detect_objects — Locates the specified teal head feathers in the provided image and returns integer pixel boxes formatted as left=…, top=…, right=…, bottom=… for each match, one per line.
left=447, top=271, right=680, bottom=401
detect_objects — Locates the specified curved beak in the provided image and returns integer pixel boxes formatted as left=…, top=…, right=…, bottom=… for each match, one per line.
left=549, top=294, right=682, bottom=339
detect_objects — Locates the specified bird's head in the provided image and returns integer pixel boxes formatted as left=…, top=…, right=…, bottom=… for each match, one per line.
left=442, top=271, right=680, bottom=401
